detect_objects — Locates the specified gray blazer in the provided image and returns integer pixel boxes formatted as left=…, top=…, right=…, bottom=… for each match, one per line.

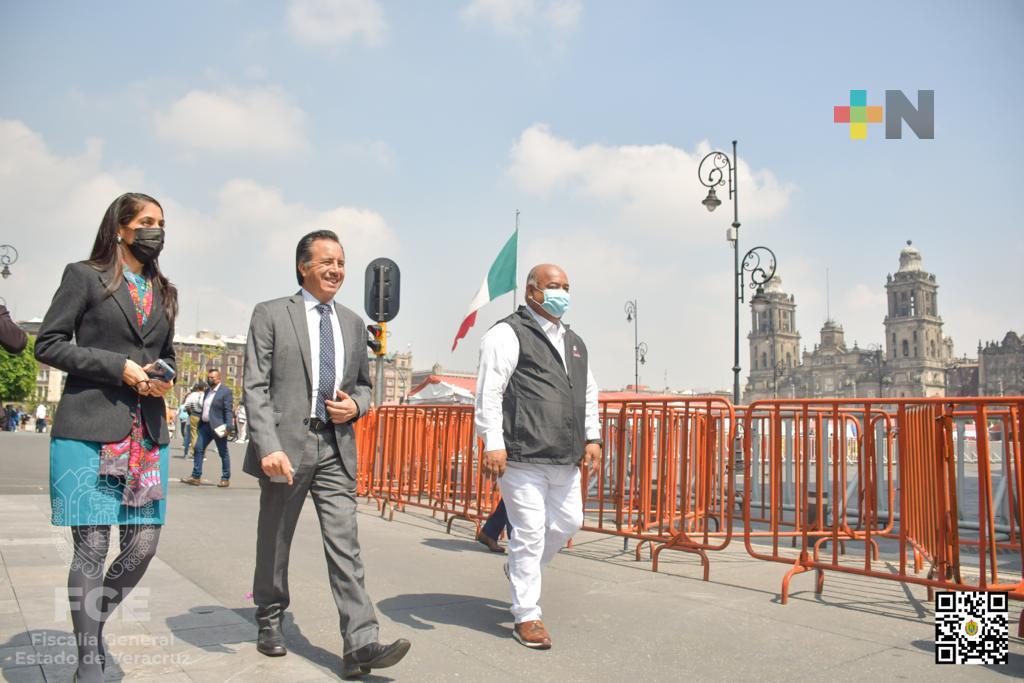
left=36, top=262, right=175, bottom=444
left=242, top=293, right=372, bottom=480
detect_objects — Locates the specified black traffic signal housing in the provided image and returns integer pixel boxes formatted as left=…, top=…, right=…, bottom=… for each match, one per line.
left=366, top=323, right=386, bottom=356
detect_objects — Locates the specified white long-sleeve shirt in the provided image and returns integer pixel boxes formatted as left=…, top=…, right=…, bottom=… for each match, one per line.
left=474, top=306, right=600, bottom=452
left=301, top=288, right=346, bottom=419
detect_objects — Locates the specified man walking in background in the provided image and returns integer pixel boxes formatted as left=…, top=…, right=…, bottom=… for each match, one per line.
left=475, top=263, right=602, bottom=650
left=34, top=403, right=47, bottom=433
left=182, top=382, right=204, bottom=458
left=181, top=369, right=233, bottom=487
left=235, top=403, right=247, bottom=443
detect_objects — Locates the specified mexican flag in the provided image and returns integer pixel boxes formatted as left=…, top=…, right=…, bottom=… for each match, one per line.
left=451, top=230, right=517, bottom=351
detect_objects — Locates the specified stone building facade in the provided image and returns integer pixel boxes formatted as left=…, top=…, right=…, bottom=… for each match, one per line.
left=978, top=332, right=1024, bottom=396
left=745, top=276, right=801, bottom=399
left=368, top=351, right=413, bottom=405
left=743, top=241, right=1006, bottom=402
left=172, top=331, right=246, bottom=407
left=882, top=242, right=948, bottom=396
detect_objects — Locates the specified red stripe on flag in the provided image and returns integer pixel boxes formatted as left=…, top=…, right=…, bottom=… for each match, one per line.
left=451, top=310, right=478, bottom=351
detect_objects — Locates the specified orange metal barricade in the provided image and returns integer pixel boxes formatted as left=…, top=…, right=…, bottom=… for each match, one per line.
left=357, top=405, right=500, bottom=535
left=581, top=397, right=736, bottom=578
left=740, top=397, right=1024, bottom=635
left=356, top=394, right=1023, bottom=634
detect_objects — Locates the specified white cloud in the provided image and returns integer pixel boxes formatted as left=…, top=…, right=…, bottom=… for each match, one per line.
left=155, top=87, right=308, bottom=156
left=287, top=0, right=387, bottom=47
left=461, top=0, right=582, bottom=34
left=0, top=119, right=397, bottom=338
left=508, top=124, right=796, bottom=241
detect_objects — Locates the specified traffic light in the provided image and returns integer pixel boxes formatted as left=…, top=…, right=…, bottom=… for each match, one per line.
left=366, top=323, right=386, bottom=356
left=364, top=258, right=400, bottom=323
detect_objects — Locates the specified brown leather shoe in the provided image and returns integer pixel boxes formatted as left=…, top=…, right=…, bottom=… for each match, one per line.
left=512, top=620, right=551, bottom=649
left=218, top=479, right=230, bottom=488
left=180, top=476, right=202, bottom=486
left=476, top=531, right=505, bottom=553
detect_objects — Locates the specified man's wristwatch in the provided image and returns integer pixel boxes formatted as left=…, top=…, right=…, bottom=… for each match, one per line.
left=586, top=438, right=604, bottom=447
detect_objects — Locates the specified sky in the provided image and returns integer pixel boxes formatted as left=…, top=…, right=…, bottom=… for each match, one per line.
left=1, top=0, right=1022, bottom=392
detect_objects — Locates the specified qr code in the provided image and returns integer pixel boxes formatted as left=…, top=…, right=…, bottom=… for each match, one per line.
left=934, top=591, right=1008, bottom=665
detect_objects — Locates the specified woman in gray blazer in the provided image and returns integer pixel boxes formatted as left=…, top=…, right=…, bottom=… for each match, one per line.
left=36, top=192, right=177, bottom=683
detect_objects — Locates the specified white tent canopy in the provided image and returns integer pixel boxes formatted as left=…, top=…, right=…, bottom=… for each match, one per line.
left=406, top=379, right=474, bottom=405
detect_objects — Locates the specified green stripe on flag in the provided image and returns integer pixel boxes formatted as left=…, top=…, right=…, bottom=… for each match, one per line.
left=486, top=230, right=517, bottom=299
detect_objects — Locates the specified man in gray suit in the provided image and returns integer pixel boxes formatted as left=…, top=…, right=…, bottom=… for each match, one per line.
left=243, top=230, right=410, bottom=679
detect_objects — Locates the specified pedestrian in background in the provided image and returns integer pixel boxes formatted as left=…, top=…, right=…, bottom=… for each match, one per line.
left=182, top=382, right=204, bottom=458
left=180, top=368, right=233, bottom=487
left=166, top=405, right=177, bottom=441
left=35, top=192, right=176, bottom=683
left=235, top=403, right=247, bottom=443
left=177, top=402, right=189, bottom=448
left=477, top=499, right=511, bottom=553
left=35, top=403, right=48, bottom=433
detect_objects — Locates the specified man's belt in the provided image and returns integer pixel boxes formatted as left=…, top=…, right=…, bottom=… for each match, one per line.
left=306, top=417, right=333, bottom=432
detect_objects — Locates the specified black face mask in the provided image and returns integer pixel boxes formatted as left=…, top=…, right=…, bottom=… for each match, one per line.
left=207, top=378, right=217, bottom=388
left=127, top=227, right=164, bottom=263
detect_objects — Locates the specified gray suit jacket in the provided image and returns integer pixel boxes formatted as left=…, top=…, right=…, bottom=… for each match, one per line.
left=242, top=292, right=372, bottom=480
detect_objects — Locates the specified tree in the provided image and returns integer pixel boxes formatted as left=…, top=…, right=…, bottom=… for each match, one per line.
left=0, top=336, right=38, bottom=402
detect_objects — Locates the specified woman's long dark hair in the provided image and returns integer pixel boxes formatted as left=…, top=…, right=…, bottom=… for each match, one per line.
left=87, top=192, right=178, bottom=324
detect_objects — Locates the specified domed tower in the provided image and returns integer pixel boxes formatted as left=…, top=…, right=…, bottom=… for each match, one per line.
left=884, top=241, right=947, bottom=396
left=746, top=276, right=801, bottom=400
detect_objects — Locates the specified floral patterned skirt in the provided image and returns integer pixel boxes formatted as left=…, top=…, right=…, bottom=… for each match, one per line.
left=50, top=438, right=168, bottom=526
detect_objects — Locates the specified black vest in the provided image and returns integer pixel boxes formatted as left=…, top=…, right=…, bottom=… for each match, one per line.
left=499, top=306, right=588, bottom=465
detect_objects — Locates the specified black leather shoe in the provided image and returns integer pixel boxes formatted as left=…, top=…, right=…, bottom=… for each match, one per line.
left=257, top=624, right=287, bottom=657
left=350, top=639, right=411, bottom=671
left=342, top=654, right=370, bottom=679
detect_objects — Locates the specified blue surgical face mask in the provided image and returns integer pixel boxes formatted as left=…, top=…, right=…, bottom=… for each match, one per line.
left=539, top=289, right=570, bottom=318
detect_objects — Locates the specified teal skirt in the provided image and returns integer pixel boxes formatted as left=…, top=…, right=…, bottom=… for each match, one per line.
left=49, top=438, right=168, bottom=526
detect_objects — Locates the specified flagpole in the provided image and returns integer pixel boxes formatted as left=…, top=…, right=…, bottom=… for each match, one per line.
left=512, top=209, right=519, bottom=313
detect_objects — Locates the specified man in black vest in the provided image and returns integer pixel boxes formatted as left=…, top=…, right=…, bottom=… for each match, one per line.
left=475, top=263, right=602, bottom=650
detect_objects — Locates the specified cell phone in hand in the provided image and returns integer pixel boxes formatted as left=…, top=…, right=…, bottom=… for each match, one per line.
left=147, top=358, right=176, bottom=381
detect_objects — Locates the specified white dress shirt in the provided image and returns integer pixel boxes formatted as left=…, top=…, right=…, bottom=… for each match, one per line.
left=474, top=305, right=600, bottom=452
left=302, top=288, right=346, bottom=419
left=201, top=384, right=218, bottom=422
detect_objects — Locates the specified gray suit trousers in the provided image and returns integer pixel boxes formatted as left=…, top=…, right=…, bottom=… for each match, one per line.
left=252, top=427, right=379, bottom=653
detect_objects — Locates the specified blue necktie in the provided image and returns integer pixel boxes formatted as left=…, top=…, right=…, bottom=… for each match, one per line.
left=316, top=304, right=335, bottom=422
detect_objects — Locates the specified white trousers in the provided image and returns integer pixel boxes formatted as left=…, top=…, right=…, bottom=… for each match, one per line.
left=498, top=462, right=583, bottom=623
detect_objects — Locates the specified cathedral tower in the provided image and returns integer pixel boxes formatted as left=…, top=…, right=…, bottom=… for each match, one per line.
left=883, top=241, right=947, bottom=396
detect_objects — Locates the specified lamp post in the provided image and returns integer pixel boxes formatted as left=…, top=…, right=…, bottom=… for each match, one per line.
left=698, top=142, right=778, bottom=403
left=624, top=300, right=648, bottom=391
left=741, top=249, right=778, bottom=400
left=0, top=245, right=18, bottom=279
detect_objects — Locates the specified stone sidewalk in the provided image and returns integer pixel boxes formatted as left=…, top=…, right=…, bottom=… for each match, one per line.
left=1, top=487, right=1023, bottom=682
left=0, top=496, right=334, bottom=682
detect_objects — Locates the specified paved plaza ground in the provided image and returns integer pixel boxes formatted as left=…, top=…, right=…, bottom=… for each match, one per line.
left=1, top=431, right=1022, bottom=681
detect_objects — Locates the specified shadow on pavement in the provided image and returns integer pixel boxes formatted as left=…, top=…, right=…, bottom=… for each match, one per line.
left=229, top=607, right=395, bottom=682
left=420, top=537, right=495, bottom=554
left=378, top=593, right=511, bottom=639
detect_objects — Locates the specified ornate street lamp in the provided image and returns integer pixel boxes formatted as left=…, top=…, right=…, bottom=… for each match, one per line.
left=698, top=142, right=779, bottom=403
left=624, top=300, right=648, bottom=391
left=0, top=245, right=18, bottom=279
